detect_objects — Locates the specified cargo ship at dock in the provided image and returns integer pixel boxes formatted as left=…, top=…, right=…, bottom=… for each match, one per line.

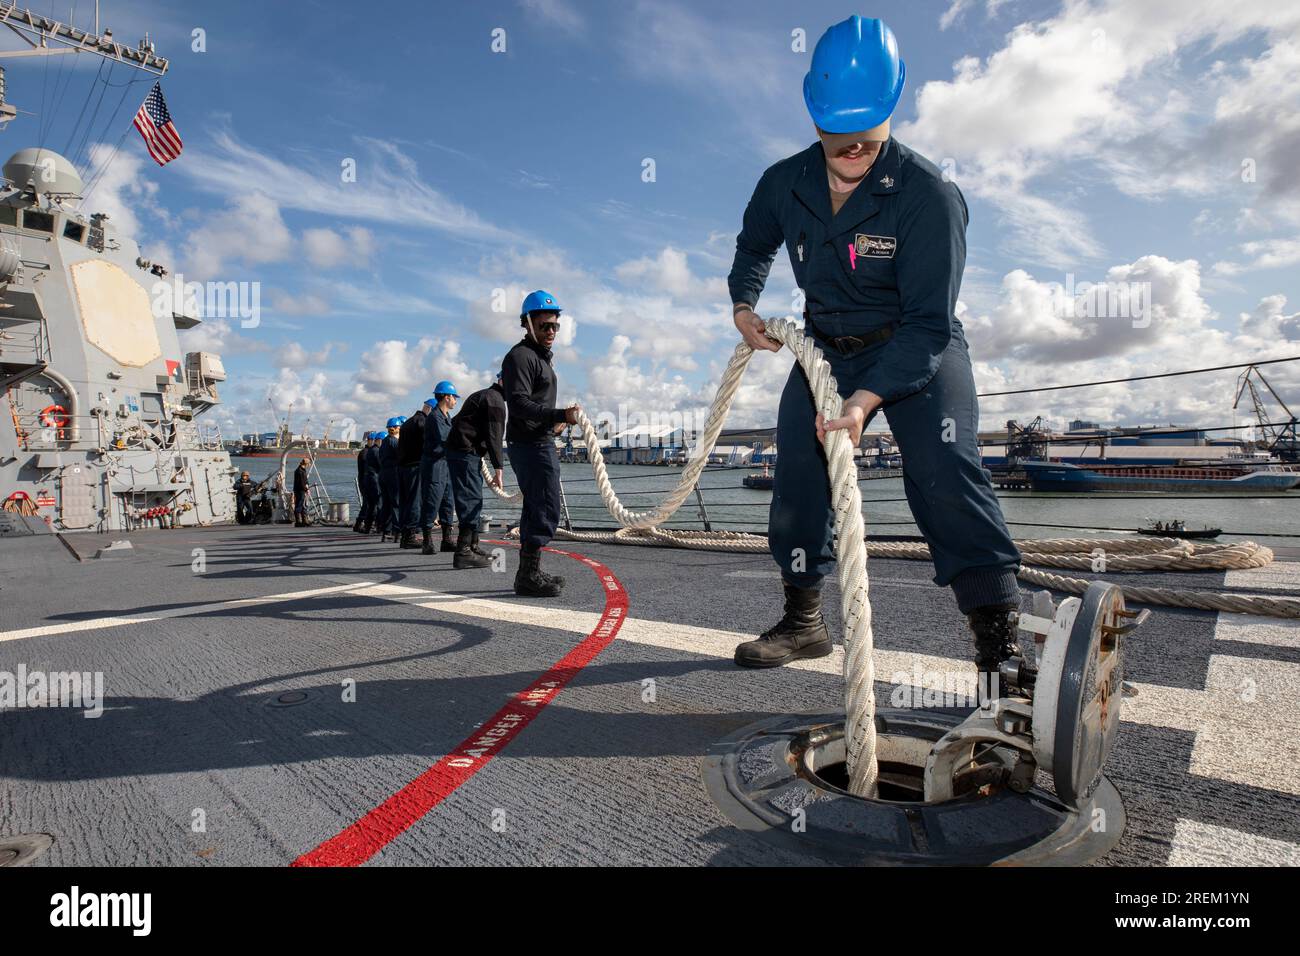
left=231, top=443, right=358, bottom=460
left=1022, top=460, right=1300, bottom=493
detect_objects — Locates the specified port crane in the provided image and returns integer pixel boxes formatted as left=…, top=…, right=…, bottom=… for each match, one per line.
left=1233, top=365, right=1299, bottom=461
left=1004, top=416, right=1050, bottom=465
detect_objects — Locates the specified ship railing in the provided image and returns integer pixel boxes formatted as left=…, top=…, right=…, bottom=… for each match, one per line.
left=172, top=419, right=226, bottom=451
left=9, top=408, right=96, bottom=449
left=0, top=321, right=51, bottom=368
left=14, top=410, right=211, bottom=453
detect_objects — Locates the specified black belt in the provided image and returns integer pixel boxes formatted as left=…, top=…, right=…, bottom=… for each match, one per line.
left=805, top=312, right=895, bottom=355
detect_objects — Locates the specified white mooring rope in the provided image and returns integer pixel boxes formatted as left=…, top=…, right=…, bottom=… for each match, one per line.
left=487, top=318, right=879, bottom=796
left=481, top=318, right=1299, bottom=797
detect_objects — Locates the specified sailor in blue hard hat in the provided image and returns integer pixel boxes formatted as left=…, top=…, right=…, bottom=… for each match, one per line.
left=502, top=290, right=580, bottom=597
left=444, top=370, right=507, bottom=570
left=418, top=380, right=461, bottom=555
left=375, top=417, right=405, bottom=541
left=727, top=16, right=1022, bottom=701
left=395, top=399, right=435, bottom=549
left=354, top=431, right=383, bottom=534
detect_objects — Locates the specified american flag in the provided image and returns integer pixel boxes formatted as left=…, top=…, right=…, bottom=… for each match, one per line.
left=133, top=82, right=183, bottom=166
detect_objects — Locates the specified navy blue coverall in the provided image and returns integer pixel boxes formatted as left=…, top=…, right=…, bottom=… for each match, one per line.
left=447, top=382, right=507, bottom=532
left=292, top=465, right=309, bottom=522
left=397, top=410, right=426, bottom=533
left=357, top=444, right=381, bottom=526
left=377, top=433, right=401, bottom=535
left=420, top=406, right=455, bottom=530
left=727, top=138, right=1020, bottom=614
left=502, top=337, right=566, bottom=552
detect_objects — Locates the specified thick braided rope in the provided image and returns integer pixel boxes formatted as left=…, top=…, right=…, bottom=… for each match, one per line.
left=540, top=527, right=1299, bottom=617
left=486, top=320, right=1298, bottom=798
left=494, top=318, right=879, bottom=796
left=573, top=343, right=752, bottom=530
left=481, top=458, right=520, bottom=501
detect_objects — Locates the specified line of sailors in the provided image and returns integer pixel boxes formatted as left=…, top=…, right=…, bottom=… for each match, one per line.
left=353, top=375, right=506, bottom=571
left=351, top=290, right=578, bottom=597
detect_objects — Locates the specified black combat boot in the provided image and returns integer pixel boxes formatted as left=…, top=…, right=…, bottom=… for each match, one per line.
left=734, top=582, right=833, bottom=668
left=514, top=548, right=561, bottom=597
left=352, top=517, right=365, bottom=533
left=400, top=528, right=418, bottom=549
left=439, top=522, right=456, bottom=552
left=453, top=527, right=490, bottom=569
left=470, top=528, right=490, bottom=558
left=360, top=520, right=372, bottom=534
left=967, top=603, right=1024, bottom=706
left=420, top=527, right=435, bottom=555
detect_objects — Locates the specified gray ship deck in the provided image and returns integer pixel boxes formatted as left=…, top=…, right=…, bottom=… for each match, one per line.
left=1, top=523, right=1297, bottom=866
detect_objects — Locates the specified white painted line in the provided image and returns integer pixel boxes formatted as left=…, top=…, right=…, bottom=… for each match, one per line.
left=0, top=582, right=378, bottom=643
left=9, top=570, right=1298, bottom=801
left=1167, top=819, right=1300, bottom=866
left=1224, top=560, right=1300, bottom=590
left=1212, top=612, right=1300, bottom=650
left=1188, top=657, right=1300, bottom=795
left=335, top=582, right=1300, bottom=800
left=1219, top=561, right=1300, bottom=649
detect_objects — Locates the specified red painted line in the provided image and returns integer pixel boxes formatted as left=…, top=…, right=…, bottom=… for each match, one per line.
left=291, top=545, right=628, bottom=867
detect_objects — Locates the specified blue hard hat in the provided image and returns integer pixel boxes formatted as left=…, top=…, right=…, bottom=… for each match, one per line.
left=803, top=16, right=906, bottom=134
left=387, top=416, right=404, bottom=428
left=433, top=380, right=458, bottom=397
left=521, top=290, right=562, bottom=317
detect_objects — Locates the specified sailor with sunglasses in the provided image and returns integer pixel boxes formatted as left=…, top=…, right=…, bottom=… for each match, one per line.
left=501, top=290, right=581, bottom=598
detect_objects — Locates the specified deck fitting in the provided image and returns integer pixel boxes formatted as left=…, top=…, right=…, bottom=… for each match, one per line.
left=0, top=833, right=54, bottom=867
left=269, top=690, right=311, bottom=707
left=702, top=710, right=1125, bottom=866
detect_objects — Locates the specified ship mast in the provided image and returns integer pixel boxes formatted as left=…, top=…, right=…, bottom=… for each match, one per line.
left=0, top=2, right=168, bottom=130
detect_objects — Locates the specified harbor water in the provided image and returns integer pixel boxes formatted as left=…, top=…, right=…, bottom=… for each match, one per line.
left=276, top=456, right=1300, bottom=549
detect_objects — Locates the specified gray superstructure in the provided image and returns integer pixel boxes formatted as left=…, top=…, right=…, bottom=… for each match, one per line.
left=0, top=10, right=235, bottom=533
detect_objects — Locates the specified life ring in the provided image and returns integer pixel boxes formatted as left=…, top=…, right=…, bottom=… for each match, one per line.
left=39, top=405, right=70, bottom=437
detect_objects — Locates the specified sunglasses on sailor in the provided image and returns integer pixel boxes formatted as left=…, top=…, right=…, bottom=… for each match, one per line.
left=536, top=321, right=561, bottom=333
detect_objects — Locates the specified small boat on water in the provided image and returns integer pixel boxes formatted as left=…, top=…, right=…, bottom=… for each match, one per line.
left=743, top=463, right=774, bottom=490
left=1138, top=518, right=1222, bottom=540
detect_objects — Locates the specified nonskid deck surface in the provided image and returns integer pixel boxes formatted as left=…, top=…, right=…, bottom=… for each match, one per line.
left=0, top=525, right=1297, bottom=866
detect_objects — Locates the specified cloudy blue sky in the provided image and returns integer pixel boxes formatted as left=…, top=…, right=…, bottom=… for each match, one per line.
left=10, top=0, right=1300, bottom=438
